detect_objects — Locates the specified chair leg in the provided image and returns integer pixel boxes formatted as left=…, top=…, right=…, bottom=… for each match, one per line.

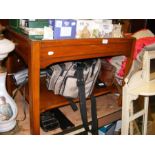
left=129, top=101, right=134, bottom=135
left=142, top=96, right=149, bottom=135
left=121, top=94, right=131, bottom=135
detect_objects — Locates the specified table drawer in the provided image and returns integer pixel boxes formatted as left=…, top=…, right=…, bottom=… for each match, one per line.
left=40, top=39, right=132, bottom=68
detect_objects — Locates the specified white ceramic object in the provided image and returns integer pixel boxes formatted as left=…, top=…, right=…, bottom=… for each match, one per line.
left=0, top=38, right=17, bottom=132
left=0, top=72, right=17, bottom=132
left=0, top=39, right=15, bottom=60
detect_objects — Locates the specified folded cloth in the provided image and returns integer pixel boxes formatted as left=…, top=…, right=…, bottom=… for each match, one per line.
left=108, top=29, right=155, bottom=85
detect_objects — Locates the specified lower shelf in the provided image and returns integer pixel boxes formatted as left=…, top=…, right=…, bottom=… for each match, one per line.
left=24, top=78, right=117, bottom=112
left=13, top=93, right=121, bottom=135
left=41, top=94, right=122, bottom=135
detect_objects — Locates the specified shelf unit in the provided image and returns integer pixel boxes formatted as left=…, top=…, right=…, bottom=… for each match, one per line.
left=5, top=28, right=136, bottom=134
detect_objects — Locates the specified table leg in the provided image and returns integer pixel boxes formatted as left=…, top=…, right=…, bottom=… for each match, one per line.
left=28, top=42, right=40, bottom=135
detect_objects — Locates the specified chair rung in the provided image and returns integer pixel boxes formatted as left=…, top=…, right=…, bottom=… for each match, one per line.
left=129, top=110, right=145, bottom=122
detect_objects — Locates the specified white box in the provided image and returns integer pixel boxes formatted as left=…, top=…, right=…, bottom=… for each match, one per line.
left=76, top=19, right=113, bottom=38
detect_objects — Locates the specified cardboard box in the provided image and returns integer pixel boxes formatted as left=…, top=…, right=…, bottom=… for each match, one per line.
left=21, top=27, right=44, bottom=40
left=76, top=19, right=113, bottom=38
left=20, top=19, right=49, bottom=28
left=27, top=19, right=49, bottom=28
left=20, top=19, right=49, bottom=40
left=23, top=27, right=44, bottom=35
left=76, top=20, right=93, bottom=38
left=48, top=19, right=77, bottom=39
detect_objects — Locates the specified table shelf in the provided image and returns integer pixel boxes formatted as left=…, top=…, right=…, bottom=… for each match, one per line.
left=24, top=78, right=117, bottom=112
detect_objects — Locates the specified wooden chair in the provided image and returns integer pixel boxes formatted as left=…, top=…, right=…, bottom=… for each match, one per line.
left=121, top=50, right=155, bottom=135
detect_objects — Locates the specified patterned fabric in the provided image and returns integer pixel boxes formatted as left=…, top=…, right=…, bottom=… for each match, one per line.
left=132, top=29, right=154, bottom=39
left=133, top=37, right=155, bottom=60
left=108, top=56, right=127, bottom=79
left=109, top=29, right=155, bottom=85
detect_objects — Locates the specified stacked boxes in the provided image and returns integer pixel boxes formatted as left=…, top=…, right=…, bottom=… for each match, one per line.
left=20, top=19, right=49, bottom=40
left=9, top=19, right=49, bottom=39
left=9, top=19, right=122, bottom=40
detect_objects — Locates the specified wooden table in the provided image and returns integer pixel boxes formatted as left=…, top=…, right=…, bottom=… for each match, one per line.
left=5, top=28, right=135, bottom=134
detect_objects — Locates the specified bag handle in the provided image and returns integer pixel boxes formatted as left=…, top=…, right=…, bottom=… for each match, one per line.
left=77, top=63, right=98, bottom=134
left=77, top=63, right=89, bottom=133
